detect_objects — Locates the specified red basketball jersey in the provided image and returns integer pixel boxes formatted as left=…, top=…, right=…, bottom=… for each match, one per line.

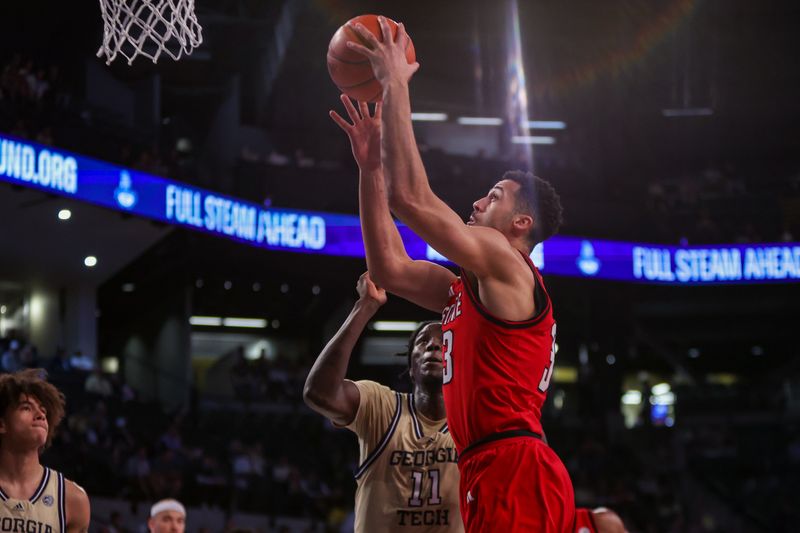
left=574, top=508, right=599, bottom=533
left=440, top=253, right=557, bottom=453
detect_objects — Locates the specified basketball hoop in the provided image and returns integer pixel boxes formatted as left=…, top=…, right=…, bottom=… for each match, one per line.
left=96, top=0, right=203, bottom=65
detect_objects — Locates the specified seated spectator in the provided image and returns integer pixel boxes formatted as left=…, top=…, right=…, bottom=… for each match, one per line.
left=1, top=340, right=21, bottom=372
left=85, top=368, right=114, bottom=397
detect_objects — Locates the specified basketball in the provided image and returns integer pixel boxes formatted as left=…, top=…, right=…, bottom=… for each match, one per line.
left=327, top=14, right=416, bottom=103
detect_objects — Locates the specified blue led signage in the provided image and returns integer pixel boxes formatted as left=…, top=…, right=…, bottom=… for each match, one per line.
left=2, top=133, right=798, bottom=285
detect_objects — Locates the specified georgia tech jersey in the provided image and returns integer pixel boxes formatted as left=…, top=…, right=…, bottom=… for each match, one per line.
left=0, top=467, right=66, bottom=533
left=344, top=380, right=463, bottom=533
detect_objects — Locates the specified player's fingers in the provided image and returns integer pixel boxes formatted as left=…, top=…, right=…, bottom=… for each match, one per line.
left=377, top=16, right=393, bottom=44
left=340, top=94, right=362, bottom=122
left=410, top=61, right=420, bottom=75
left=345, top=40, right=375, bottom=59
left=351, top=23, right=380, bottom=48
left=396, top=22, right=409, bottom=44
left=329, top=110, right=351, bottom=131
left=373, top=101, right=382, bottom=120
left=358, top=101, right=370, bottom=121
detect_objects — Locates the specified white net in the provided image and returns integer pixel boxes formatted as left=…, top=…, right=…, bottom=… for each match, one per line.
left=96, top=0, right=203, bottom=65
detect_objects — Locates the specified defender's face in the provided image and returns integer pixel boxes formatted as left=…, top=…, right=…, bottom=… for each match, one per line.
left=410, top=323, right=444, bottom=383
left=468, top=179, right=520, bottom=232
left=0, top=394, right=49, bottom=449
left=148, top=511, right=186, bottom=533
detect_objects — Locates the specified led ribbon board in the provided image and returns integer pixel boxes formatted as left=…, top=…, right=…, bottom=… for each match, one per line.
left=1, top=133, right=798, bottom=285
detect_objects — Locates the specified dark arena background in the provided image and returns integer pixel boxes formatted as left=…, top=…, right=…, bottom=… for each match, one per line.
left=1, top=0, right=798, bottom=531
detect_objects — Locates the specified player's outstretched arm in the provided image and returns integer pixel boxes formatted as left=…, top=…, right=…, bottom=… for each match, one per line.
left=348, top=20, right=520, bottom=280
left=303, top=273, right=384, bottom=426
left=65, top=480, right=90, bottom=533
left=330, top=95, right=454, bottom=312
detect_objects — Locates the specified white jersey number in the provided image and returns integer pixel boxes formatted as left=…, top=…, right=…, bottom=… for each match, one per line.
left=537, top=323, right=557, bottom=392
left=408, top=469, right=442, bottom=507
left=442, top=330, right=454, bottom=384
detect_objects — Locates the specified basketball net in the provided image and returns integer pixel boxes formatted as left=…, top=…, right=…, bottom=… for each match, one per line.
left=96, top=0, right=203, bottom=65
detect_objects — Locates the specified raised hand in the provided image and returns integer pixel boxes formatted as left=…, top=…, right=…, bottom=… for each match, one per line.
left=330, top=94, right=382, bottom=172
left=346, top=16, right=419, bottom=88
left=356, top=271, right=388, bottom=308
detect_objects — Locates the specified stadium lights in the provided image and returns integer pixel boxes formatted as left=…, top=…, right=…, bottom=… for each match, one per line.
left=511, top=136, right=556, bottom=145
left=371, top=321, right=420, bottom=332
left=662, top=107, right=713, bottom=117
left=84, top=256, right=97, bottom=267
left=457, top=117, right=503, bottom=126
left=621, top=390, right=642, bottom=405
left=223, top=317, right=268, bottom=328
left=58, top=209, right=72, bottom=220
left=651, top=382, right=671, bottom=396
left=189, top=316, right=268, bottom=328
left=189, top=316, right=222, bottom=326
left=525, top=120, right=566, bottom=130
left=411, top=112, right=448, bottom=122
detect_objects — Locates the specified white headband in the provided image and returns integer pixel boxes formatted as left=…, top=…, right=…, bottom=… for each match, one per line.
left=150, top=500, right=186, bottom=518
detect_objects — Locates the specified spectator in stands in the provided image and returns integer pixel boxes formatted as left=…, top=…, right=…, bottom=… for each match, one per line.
left=126, top=446, right=155, bottom=503
left=86, top=368, right=114, bottom=397
left=1, top=340, right=21, bottom=372
left=48, top=347, right=72, bottom=375
left=104, top=510, right=131, bottom=533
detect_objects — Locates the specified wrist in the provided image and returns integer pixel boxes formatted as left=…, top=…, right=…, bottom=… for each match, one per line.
left=359, top=164, right=382, bottom=176
left=354, top=298, right=381, bottom=313
left=382, top=79, right=409, bottom=93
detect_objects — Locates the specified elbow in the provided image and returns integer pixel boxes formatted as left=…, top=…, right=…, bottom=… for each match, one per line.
left=368, top=268, right=392, bottom=291
left=302, top=380, right=323, bottom=411
left=369, top=261, right=407, bottom=294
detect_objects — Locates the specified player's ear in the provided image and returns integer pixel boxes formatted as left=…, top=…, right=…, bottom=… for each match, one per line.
left=512, top=213, right=533, bottom=235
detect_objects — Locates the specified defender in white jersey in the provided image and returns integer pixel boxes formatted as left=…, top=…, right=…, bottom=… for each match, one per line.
left=0, top=369, right=90, bottom=533
left=304, top=273, right=462, bottom=532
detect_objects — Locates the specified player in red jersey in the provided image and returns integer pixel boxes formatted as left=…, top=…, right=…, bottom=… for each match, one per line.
left=575, top=507, right=627, bottom=533
left=334, top=18, right=572, bottom=532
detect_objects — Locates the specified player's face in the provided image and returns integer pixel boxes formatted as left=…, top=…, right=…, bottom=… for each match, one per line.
left=148, top=511, right=186, bottom=533
left=0, top=394, right=49, bottom=450
left=467, top=179, right=520, bottom=233
left=410, top=323, right=444, bottom=384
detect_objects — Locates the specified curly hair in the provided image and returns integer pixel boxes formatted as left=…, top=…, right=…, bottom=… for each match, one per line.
left=502, top=170, right=564, bottom=248
left=0, top=368, right=66, bottom=450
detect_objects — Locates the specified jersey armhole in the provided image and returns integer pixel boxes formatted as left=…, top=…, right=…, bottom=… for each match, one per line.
left=353, top=391, right=402, bottom=479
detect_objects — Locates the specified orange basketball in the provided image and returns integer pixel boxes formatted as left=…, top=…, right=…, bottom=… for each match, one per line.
left=327, top=14, right=416, bottom=103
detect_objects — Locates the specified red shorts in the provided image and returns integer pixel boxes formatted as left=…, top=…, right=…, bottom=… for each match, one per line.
left=458, top=436, right=575, bottom=533
left=574, top=508, right=598, bottom=533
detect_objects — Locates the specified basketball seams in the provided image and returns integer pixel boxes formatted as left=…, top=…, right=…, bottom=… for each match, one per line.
left=326, top=51, right=370, bottom=66
left=336, top=75, right=379, bottom=90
